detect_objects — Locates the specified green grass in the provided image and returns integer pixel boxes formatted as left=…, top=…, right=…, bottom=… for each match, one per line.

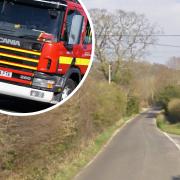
left=157, top=114, right=180, bottom=135
left=53, top=113, right=140, bottom=180
left=54, top=120, right=124, bottom=180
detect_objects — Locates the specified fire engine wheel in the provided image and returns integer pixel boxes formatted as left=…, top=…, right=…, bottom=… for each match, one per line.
left=61, top=79, right=77, bottom=100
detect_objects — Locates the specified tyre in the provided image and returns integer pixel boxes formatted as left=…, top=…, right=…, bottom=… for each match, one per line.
left=61, top=78, right=77, bottom=100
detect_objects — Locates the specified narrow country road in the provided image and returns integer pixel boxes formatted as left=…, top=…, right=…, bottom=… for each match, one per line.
left=75, top=109, right=180, bottom=180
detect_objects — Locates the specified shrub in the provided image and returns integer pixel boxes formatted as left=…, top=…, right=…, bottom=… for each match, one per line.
left=155, top=85, right=180, bottom=112
left=91, top=81, right=127, bottom=131
left=126, top=96, right=140, bottom=116
left=167, top=98, right=180, bottom=123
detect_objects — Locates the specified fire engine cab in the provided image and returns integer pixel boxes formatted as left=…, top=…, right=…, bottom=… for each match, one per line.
left=0, top=0, right=92, bottom=104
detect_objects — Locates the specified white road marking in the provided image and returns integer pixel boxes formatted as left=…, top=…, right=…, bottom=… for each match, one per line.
left=74, top=121, right=129, bottom=179
left=154, top=118, right=180, bottom=152
left=74, top=109, right=149, bottom=180
left=163, top=132, right=180, bottom=152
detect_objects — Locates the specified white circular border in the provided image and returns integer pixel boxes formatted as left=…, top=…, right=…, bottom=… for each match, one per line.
left=0, top=0, right=95, bottom=117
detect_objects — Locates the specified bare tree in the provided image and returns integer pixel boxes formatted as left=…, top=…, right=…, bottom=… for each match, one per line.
left=90, top=9, right=159, bottom=81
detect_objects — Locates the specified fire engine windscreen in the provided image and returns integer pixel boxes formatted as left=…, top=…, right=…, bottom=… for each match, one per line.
left=0, top=0, right=64, bottom=40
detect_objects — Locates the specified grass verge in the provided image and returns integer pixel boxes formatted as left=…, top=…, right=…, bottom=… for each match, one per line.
left=53, top=112, right=141, bottom=180
left=54, top=119, right=124, bottom=180
left=157, top=114, right=180, bottom=135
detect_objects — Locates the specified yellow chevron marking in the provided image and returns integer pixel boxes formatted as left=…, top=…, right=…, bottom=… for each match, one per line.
left=75, top=58, right=90, bottom=66
left=0, top=60, right=37, bottom=70
left=59, top=56, right=73, bottom=65
left=0, top=52, right=38, bottom=63
left=0, top=45, right=41, bottom=56
left=59, top=56, right=90, bottom=66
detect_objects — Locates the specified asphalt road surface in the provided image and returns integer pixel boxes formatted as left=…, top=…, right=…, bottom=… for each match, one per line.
left=0, top=94, right=52, bottom=113
left=75, top=109, right=180, bottom=180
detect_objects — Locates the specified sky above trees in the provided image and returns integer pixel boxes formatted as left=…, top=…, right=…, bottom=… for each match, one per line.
left=83, top=0, right=180, bottom=64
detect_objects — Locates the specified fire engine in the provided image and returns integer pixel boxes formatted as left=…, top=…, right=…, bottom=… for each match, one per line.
left=0, top=0, right=92, bottom=104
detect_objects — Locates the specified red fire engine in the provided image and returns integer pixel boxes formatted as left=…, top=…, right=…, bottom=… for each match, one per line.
left=0, top=0, right=92, bottom=104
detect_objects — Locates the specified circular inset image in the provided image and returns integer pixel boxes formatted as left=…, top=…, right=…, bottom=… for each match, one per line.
left=0, top=0, right=94, bottom=116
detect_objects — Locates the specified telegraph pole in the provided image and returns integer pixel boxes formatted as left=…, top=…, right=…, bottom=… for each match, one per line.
left=108, top=63, right=112, bottom=85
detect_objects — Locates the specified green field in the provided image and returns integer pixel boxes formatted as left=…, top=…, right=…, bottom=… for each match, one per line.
left=157, top=114, right=180, bottom=135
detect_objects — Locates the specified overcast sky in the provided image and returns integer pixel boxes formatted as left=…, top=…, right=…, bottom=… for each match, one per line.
left=83, top=0, right=180, bottom=64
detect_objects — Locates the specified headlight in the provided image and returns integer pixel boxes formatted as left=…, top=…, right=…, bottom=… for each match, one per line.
left=32, top=78, right=55, bottom=89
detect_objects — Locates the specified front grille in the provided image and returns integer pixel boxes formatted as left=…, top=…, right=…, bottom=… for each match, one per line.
left=0, top=44, right=41, bottom=71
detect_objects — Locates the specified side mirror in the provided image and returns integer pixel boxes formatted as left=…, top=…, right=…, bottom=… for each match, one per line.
left=68, top=15, right=84, bottom=45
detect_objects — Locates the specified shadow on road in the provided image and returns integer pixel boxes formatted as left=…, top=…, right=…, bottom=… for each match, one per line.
left=145, top=112, right=156, bottom=119
left=172, top=176, right=180, bottom=180
left=0, top=95, right=52, bottom=113
left=143, top=107, right=162, bottom=119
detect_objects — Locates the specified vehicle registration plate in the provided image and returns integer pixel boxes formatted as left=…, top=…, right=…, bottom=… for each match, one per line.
left=0, top=70, right=12, bottom=78
left=30, top=90, right=45, bottom=98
